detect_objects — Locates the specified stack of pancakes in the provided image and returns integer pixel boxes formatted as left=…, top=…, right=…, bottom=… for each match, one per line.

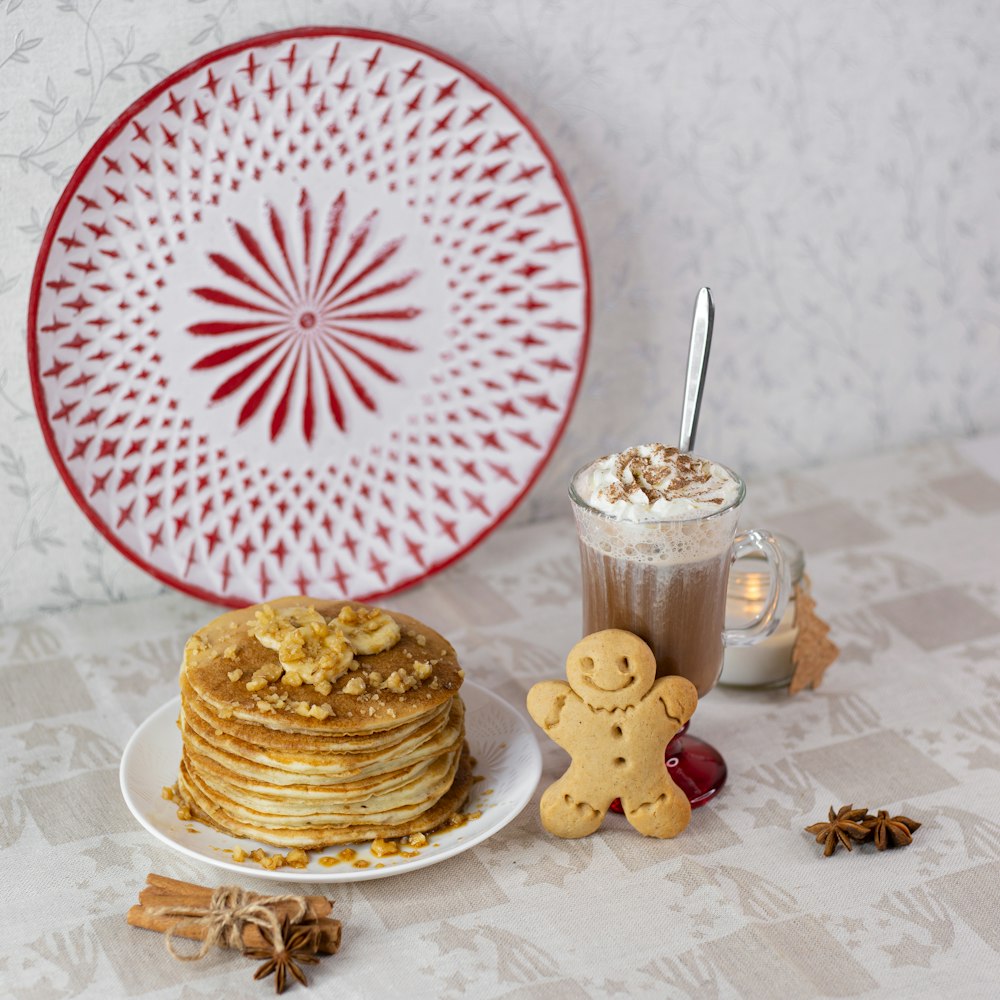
left=177, top=597, right=471, bottom=848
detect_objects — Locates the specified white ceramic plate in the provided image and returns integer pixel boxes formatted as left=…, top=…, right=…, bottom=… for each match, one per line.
left=29, top=28, right=589, bottom=608
left=120, top=679, right=540, bottom=882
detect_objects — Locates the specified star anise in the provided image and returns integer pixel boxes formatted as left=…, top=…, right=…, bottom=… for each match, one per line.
left=804, top=804, right=871, bottom=856
left=244, top=916, right=320, bottom=994
left=863, top=810, right=921, bottom=850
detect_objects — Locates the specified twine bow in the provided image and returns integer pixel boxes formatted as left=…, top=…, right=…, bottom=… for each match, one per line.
left=146, top=885, right=308, bottom=960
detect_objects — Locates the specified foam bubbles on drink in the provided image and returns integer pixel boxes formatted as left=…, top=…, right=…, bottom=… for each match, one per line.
left=573, top=445, right=741, bottom=566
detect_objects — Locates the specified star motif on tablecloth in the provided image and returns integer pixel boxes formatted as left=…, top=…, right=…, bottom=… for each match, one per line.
left=17, top=723, right=60, bottom=749
left=80, top=837, right=139, bottom=871
left=743, top=799, right=800, bottom=830
left=520, top=856, right=579, bottom=889
left=961, top=745, right=1000, bottom=770
left=915, top=846, right=945, bottom=866
left=87, top=884, right=125, bottom=914
left=664, top=857, right=720, bottom=896
left=112, top=670, right=151, bottom=695
left=421, top=921, right=480, bottom=955
left=599, top=979, right=631, bottom=996
left=883, top=933, right=937, bottom=969
left=439, top=970, right=474, bottom=993
left=782, top=721, right=809, bottom=743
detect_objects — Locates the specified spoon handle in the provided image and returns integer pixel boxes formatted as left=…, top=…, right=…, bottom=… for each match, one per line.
left=678, top=287, right=714, bottom=454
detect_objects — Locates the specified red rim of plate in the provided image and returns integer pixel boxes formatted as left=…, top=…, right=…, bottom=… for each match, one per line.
left=26, top=26, right=591, bottom=608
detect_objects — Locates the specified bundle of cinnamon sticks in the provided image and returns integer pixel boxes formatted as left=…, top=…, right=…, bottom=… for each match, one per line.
left=127, top=873, right=342, bottom=954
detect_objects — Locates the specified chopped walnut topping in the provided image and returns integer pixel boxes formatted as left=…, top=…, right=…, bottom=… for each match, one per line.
left=222, top=645, right=238, bottom=661
left=227, top=668, right=243, bottom=683
left=176, top=804, right=192, bottom=821
left=250, top=604, right=355, bottom=689
left=161, top=786, right=175, bottom=801
left=255, top=700, right=275, bottom=713
left=341, top=675, right=366, bottom=696
left=246, top=660, right=282, bottom=693
left=285, top=847, right=309, bottom=868
left=186, top=635, right=209, bottom=656
left=382, top=670, right=407, bottom=694
left=371, top=838, right=398, bottom=857
left=243, top=603, right=435, bottom=701
left=243, top=847, right=294, bottom=871
left=308, top=703, right=333, bottom=720
left=335, top=605, right=401, bottom=655
left=407, top=832, right=427, bottom=848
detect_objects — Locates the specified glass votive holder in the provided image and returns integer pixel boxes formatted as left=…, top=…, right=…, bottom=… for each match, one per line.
left=718, top=533, right=804, bottom=688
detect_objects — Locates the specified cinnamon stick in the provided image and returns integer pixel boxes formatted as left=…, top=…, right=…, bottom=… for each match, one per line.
left=138, top=881, right=333, bottom=919
left=126, top=905, right=342, bottom=954
left=127, top=874, right=341, bottom=955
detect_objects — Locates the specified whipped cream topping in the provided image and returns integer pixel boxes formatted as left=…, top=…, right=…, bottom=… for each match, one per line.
left=578, top=443, right=740, bottom=521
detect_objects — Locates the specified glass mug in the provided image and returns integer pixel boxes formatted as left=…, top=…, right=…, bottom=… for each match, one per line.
left=569, top=460, right=789, bottom=805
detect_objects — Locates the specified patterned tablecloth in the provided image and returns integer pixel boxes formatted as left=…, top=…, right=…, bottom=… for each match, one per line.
left=3, top=433, right=1000, bottom=999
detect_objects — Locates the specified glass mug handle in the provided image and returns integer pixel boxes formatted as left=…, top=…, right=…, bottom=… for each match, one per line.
left=722, top=528, right=790, bottom=648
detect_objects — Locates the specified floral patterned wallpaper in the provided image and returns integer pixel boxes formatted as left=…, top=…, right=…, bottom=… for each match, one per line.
left=1, top=0, right=999, bottom=619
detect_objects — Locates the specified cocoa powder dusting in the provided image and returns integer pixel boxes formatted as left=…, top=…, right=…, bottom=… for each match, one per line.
left=599, top=444, right=721, bottom=506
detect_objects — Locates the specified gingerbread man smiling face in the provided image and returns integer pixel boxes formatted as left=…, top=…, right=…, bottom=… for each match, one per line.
left=565, top=633, right=656, bottom=711
left=527, top=630, right=698, bottom=839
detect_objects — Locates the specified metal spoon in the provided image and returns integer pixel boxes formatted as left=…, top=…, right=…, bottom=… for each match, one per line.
left=677, top=287, right=714, bottom=453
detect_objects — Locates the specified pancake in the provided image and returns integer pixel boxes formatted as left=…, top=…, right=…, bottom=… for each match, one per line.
left=183, top=598, right=463, bottom=733
left=181, top=696, right=465, bottom=785
left=175, top=597, right=471, bottom=848
left=180, top=745, right=475, bottom=848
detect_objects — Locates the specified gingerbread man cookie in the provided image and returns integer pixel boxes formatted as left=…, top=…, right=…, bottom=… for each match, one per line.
left=527, top=629, right=698, bottom=839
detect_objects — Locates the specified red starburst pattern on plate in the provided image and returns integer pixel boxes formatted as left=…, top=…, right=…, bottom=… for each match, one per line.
left=28, top=29, right=590, bottom=606
left=190, top=190, right=420, bottom=442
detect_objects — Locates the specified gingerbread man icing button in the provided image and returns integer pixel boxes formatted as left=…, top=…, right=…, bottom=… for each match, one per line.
left=527, top=629, right=698, bottom=839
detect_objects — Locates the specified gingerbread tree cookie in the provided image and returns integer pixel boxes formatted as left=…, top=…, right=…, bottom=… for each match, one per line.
left=527, top=630, right=698, bottom=839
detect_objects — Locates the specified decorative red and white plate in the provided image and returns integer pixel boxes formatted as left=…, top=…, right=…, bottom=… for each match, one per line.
left=28, top=28, right=589, bottom=606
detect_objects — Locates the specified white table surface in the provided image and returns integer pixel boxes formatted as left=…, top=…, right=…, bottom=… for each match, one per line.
left=3, top=431, right=1000, bottom=998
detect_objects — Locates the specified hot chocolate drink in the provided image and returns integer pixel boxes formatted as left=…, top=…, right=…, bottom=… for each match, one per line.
left=578, top=545, right=732, bottom=697
left=570, top=443, right=788, bottom=805
left=570, top=444, right=744, bottom=698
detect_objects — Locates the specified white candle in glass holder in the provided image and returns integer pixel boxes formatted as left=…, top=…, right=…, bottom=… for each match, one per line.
left=720, top=533, right=804, bottom=688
